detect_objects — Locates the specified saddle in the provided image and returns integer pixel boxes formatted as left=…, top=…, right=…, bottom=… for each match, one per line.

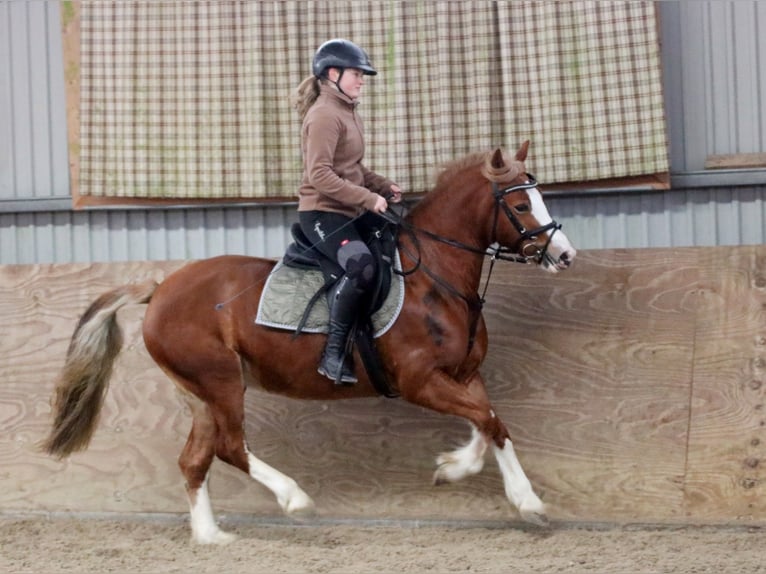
left=282, top=215, right=399, bottom=398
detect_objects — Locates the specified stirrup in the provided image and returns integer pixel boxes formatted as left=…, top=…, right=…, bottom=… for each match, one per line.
left=318, top=356, right=357, bottom=385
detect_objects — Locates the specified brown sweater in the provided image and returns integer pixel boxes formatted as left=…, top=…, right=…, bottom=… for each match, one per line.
left=298, top=84, right=394, bottom=216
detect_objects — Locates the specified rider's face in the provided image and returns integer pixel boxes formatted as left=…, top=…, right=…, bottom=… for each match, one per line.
left=329, top=68, right=365, bottom=100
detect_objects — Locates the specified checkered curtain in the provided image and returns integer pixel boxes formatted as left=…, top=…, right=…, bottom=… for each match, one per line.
left=79, top=1, right=667, bottom=200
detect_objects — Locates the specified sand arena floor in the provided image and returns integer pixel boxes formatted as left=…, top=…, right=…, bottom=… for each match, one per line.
left=1, top=515, right=764, bottom=574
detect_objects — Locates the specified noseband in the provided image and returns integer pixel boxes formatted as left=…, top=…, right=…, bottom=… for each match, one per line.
left=490, top=174, right=562, bottom=264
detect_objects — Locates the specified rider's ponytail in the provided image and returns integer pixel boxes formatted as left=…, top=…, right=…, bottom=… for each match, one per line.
left=291, top=75, right=321, bottom=120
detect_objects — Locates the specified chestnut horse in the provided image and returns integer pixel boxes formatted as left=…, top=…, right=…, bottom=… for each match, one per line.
left=44, top=142, right=576, bottom=544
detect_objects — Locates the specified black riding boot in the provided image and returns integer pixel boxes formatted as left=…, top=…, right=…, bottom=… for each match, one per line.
left=318, top=275, right=363, bottom=385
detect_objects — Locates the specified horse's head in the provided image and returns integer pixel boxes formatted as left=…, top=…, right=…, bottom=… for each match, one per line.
left=482, top=142, right=576, bottom=273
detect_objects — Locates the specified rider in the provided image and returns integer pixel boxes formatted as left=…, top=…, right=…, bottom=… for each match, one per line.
left=291, top=38, right=402, bottom=385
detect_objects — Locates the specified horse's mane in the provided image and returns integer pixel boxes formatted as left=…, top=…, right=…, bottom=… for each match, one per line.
left=434, top=149, right=525, bottom=191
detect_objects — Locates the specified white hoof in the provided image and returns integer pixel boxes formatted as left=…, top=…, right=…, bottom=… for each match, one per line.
left=283, top=489, right=316, bottom=518
left=433, top=447, right=485, bottom=485
left=433, top=425, right=488, bottom=486
left=192, top=528, right=239, bottom=546
left=519, top=496, right=549, bottom=527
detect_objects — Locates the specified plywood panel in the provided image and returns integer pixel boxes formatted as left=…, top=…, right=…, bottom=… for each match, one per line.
left=1, top=247, right=764, bottom=524
left=684, top=248, right=766, bottom=521
left=0, top=261, right=186, bottom=513
left=481, top=249, right=697, bottom=522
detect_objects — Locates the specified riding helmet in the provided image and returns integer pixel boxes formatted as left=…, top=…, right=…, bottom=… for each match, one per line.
left=312, top=39, right=377, bottom=78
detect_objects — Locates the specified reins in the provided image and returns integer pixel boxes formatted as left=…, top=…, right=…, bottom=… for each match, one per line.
left=379, top=177, right=562, bottom=355
left=380, top=176, right=560, bottom=306
left=216, top=175, right=562, bottom=346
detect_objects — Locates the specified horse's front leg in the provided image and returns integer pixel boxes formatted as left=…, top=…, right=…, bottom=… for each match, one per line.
left=433, top=423, right=488, bottom=485
left=403, top=371, right=547, bottom=526
left=492, top=433, right=548, bottom=526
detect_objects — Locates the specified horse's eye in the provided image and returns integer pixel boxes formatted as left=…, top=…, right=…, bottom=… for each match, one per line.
left=513, top=203, right=530, bottom=214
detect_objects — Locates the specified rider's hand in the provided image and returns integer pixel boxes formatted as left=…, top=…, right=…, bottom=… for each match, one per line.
left=372, top=194, right=388, bottom=214
left=387, top=184, right=403, bottom=204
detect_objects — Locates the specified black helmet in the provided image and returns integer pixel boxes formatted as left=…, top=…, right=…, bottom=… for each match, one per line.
left=312, top=39, right=377, bottom=78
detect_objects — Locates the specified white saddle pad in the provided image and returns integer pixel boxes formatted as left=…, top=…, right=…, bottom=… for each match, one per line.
left=255, top=252, right=404, bottom=338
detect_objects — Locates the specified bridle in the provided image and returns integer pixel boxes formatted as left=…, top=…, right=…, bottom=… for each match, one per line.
left=380, top=174, right=563, bottom=354
left=385, top=173, right=562, bottom=273
left=490, top=174, right=562, bottom=263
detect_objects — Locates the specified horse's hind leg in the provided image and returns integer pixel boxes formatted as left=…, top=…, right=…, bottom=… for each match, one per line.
left=177, top=392, right=238, bottom=545
left=208, top=392, right=316, bottom=519
left=179, top=394, right=317, bottom=544
left=176, top=381, right=315, bottom=545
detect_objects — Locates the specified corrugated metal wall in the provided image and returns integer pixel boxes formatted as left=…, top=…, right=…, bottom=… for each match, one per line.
left=0, top=0, right=69, bottom=201
left=547, top=185, right=765, bottom=249
left=0, top=1, right=764, bottom=265
left=662, top=1, right=766, bottom=171
left=0, top=205, right=298, bottom=263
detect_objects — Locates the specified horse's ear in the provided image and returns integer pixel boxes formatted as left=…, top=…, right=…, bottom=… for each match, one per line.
left=515, top=140, right=530, bottom=162
left=490, top=148, right=506, bottom=169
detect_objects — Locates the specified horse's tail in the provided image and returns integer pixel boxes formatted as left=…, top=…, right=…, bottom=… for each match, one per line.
left=42, top=281, right=158, bottom=458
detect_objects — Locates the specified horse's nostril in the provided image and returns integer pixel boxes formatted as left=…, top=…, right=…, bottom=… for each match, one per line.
left=558, top=251, right=574, bottom=267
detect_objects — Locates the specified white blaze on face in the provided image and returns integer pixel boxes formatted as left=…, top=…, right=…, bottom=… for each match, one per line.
left=525, top=186, right=576, bottom=271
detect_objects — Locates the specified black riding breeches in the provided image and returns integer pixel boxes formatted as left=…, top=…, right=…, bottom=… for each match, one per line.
left=298, top=210, right=377, bottom=290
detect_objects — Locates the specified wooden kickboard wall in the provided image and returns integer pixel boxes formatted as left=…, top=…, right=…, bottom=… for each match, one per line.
left=0, top=246, right=764, bottom=525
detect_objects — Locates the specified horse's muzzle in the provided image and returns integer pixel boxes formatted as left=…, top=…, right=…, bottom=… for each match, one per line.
left=541, top=247, right=576, bottom=273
